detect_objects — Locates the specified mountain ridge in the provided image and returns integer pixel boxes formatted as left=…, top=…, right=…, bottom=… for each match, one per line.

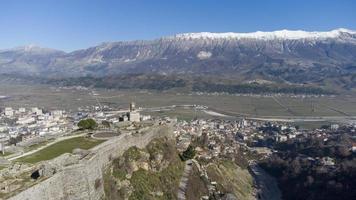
left=0, top=28, right=356, bottom=91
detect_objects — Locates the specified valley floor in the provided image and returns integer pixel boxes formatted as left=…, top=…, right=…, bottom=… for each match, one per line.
left=1, top=83, right=355, bottom=120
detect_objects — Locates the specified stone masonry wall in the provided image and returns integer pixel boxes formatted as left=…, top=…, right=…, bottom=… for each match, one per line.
left=9, top=125, right=171, bottom=200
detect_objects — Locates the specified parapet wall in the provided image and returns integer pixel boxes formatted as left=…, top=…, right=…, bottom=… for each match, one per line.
left=10, top=125, right=171, bottom=200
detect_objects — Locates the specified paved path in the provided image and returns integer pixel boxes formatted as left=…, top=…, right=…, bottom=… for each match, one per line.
left=177, top=159, right=193, bottom=200
left=7, top=133, right=87, bottom=161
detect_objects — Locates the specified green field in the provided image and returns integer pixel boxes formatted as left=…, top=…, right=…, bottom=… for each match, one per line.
left=142, top=108, right=213, bottom=121
left=16, top=137, right=104, bottom=163
left=291, top=121, right=332, bottom=130
left=0, top=151, right=13, bottom=157
left=24, top=139, right=55, bottom=152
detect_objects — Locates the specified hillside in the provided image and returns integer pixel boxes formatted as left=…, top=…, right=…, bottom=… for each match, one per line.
left=103, top=137, right=256, bottom=200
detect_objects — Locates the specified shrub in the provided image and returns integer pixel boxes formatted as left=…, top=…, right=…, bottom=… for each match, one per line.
left=78, top=118, right=98, bottom=130
left=180, top=145, right=196, bottom=161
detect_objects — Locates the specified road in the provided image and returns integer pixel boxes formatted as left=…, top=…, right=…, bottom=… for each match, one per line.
left=177, top=159, right=193, bottom=200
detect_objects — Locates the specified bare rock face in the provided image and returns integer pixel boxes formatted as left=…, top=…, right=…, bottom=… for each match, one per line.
left=72, top=148, right=90, bottom=158
left=223, top=193, right=238, bottom=200
left=3, top=163, right=32, bottom=176
left=150, top=153, right=169, bottom=172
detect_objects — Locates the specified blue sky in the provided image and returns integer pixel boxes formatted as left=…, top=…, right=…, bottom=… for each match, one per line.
left=0, top=0, right=355, bottom=52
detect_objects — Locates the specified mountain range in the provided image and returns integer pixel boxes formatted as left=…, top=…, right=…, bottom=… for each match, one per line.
left=1, top=28, right=356, bottom=92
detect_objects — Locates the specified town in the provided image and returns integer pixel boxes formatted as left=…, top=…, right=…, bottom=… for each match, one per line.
left=1, top=101, right=355, bottom=199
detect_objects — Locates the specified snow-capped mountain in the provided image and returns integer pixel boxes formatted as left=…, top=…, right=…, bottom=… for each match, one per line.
left=0, top=28, right=356, bottom=89
left=169, top=28, right=356, bottom=41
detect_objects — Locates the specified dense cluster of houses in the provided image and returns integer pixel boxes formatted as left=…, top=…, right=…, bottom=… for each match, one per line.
left=174, top=119, right=253, bottom=158
left=0, top=102, right=152, bottom=154
left=0, top=107, right=70, bottom=141
left=174, top=117, right=355, bottom=165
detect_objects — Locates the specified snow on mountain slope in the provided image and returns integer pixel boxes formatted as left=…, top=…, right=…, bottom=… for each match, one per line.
left=171, top=28, right=356, bottom=40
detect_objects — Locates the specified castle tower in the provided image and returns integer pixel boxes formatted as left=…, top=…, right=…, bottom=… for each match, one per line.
left=130, top=102, right=136, bottom=112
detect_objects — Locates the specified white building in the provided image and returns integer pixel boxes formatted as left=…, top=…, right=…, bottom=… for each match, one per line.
left=129, top=111, right=140, bottom=122
left=276, top=134, right=288, bottom=142
left=32, top=107, right=43, bottom=115
left=0, top=126, right=8, bottom=132
left=4, top=107, right=13, bottom=117
left=141, top=115, right=151, bottom=121
left=17, top=117, right=35, bottom=125
left=52, top=110, right=63, bottom=117
left=331, top=124, right=339, bottom=130
left=19, top=107, right=26, bottom=113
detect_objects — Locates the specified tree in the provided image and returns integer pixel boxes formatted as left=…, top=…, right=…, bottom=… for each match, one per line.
left=320, top=125, right=330, bottom=130
left=8, top=135, right=22, bottom=146
left=78, top=118, right=98, bottom=130
left=337, top=146, right=351, bottom=157
left=180, top=145, right=196, bottom=161
left=102, top=120, right=111, bottom=128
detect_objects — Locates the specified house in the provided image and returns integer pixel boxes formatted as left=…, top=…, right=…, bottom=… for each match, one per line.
left=351, top=143, right=356, bottom=153
left=4, top=107, right=13, bottom=117
left=276, top=134, right=288, bottom=142
left=18, top=107, right=26, bottom=113
left=320, top=157, right=335, bottom=166
left=331, top=124, right=339, bottom=130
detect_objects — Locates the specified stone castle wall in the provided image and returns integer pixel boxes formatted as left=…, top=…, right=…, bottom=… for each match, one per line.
left=10, top=125, right=171, bottom=200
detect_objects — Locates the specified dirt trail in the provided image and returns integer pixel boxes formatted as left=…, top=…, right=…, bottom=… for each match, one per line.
left=177, top=160, right=193, bottom=200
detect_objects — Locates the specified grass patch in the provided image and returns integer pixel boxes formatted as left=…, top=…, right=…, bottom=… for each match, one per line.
left=0, top=151, right=13, bottom=157
left=186, top=164, right=209, bottom=200
left=145, top=108, right=212, bottom=121
left=24, top=139, right=55, bottom=152
left=206, top=160, right=254, bottom=200
left=129, top=160, right=184, bottom=200
left=106, top=137, right=184, bottom=200
left=112, top=168, right=127, bottom=181
left=124, top=147, right=143, bottom=161
left=16, top=137, right=104, bottom=163
left=291, top=121, right=331, bottom=130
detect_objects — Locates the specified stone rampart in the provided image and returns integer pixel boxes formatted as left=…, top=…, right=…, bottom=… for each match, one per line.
left=9, top=125, right=171, bottom=200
